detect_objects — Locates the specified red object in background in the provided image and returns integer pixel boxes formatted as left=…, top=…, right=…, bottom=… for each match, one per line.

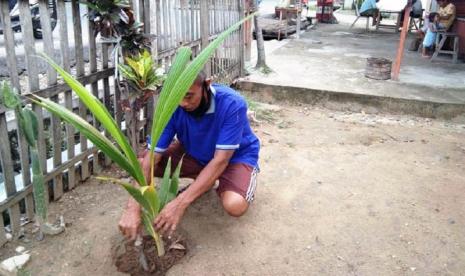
left=317, top=0, right=334, bottom=23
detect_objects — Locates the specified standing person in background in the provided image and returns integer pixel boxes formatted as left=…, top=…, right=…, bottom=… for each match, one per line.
left=422, top=12, right=440, bottom=57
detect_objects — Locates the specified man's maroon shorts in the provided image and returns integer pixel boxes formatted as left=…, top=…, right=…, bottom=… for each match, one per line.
left=152, top=142, right=258, bottom=202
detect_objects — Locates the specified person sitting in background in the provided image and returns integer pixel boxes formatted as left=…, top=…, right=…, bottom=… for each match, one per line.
left=422, top=12, right=440, bottom=57
left=359, top=0, right=380, bottom=26
left=437, top=0, right=456, bottom=30
left=421, top=0, right=456, bottom=35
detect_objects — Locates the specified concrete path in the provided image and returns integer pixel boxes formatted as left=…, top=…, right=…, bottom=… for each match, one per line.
left=242, top=11, right=465, bottom=106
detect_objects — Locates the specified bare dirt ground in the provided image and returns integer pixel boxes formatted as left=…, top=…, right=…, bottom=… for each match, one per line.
left=2, top=102, right=465, bottom=276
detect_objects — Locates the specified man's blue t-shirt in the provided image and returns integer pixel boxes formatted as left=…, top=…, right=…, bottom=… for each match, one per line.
left=151, top=84, right=260, bottom=168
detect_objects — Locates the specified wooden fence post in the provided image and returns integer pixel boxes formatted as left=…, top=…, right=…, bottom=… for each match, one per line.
left=71, top=0, right=90, bottom=181
left=238, top=0, right=245, bottom=76
left=200, top=0, right=212, bottom=76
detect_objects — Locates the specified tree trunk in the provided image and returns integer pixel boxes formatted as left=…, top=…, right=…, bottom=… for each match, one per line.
left=254, top=14, right=267, bottom=69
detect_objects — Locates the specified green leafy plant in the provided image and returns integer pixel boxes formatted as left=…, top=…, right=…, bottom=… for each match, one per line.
left=119, top=50, right=164, bottom=92
left=20, top=13, right=254, bottom=257
left=0, top=82, right=64, bottom=240
left=81, top=0, right=153, bottom=56
left=118, top=50, right=165, bottom=149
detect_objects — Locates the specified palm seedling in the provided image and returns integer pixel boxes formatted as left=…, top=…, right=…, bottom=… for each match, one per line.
left=12, top=14, right=254, bottom=257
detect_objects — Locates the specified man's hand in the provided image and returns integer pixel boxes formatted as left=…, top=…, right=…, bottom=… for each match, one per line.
left=152, top=149, right=234, bottom=236
left=118, top=150, right=162, bottom=240
left=154, top=197, right=188, bottom=237
left=118, top=206, right=141, bottom=241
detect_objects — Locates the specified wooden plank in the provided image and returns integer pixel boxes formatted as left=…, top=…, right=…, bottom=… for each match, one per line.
left=239, top=0, right=245, bottom=77
left=215, top=0, right=220, bottom=34
left=39, top=1, right=63, bottom=200
left=38, top=0, right=57, bottom=84
left=88, top=6, right=101, bottom=174
left=200, top=0, right=211, bottom=76
left=162, top=0, right=168, bottom=51
left=19, top=0, right=40, bottom=90
left=0, top=1, right=20, bottom=90
left=25, top=194, right=35, bottom=222
left=57, top=0, right=71, bottom=71
left=9, top=203, right=21, bottom=236
left=149, top=0, right=158, bottom=59
left=181, top=0, right=188, bottom=44
left=143, top=0, right=151, bottom=35
left=0, top=115, right=17, bottom=197
left=102, top=44, right=112, bottom=167
left=191, top=0, right=196, bottom=41
left=72, top=0, right=89, bottom=181
left=174, top=0, right=180, bottom=45
left=168, top=0, right=174, bottom=49
left=156, top=0, right=162, bottom=53
left=0, top=214, right=6, bottom=246
left=137, top=0, right=144, bottom=24
left=71, top=0, right=85, bottom=76
left=227, top=0, right=232, bottom=73
left=57, top=0, right=76, bottom=190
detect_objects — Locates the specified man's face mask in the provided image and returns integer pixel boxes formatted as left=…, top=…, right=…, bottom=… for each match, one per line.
left=187, top=82, right=212, bottom=118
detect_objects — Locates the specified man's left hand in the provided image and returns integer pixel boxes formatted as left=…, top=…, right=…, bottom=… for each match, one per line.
left=154, top=197, right=187, bottom=237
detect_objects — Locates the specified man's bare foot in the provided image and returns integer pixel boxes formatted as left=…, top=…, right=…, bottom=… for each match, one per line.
left=422, top=54, right=432, bottom=58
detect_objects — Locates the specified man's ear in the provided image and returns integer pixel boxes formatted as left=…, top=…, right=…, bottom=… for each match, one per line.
left=205, top=78, right=213, bottom=86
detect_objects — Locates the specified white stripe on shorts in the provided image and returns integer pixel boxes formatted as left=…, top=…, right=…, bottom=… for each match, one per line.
left=245, top=167, right=259, bottom=202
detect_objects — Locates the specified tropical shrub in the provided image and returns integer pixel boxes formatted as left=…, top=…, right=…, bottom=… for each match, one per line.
left=0, top=82, right=65, bottom=239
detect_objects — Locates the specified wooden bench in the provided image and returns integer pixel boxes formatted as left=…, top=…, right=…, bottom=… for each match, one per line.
left=431, top=32, right=460, bottom=63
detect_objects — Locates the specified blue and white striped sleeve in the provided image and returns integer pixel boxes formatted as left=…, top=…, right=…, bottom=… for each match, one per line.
left=147, top=117, right=176, bottom=153
left=215, top=103, right=246, bottom=151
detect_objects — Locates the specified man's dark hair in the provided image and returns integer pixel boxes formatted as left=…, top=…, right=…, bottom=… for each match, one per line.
left=194, top=71, right=207, bottom=86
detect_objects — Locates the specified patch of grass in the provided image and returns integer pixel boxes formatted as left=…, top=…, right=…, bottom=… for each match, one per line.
left=244, top=97, right=277, bottom=123
left=277, top=120, right=293, bottom=129
left=17, top=268, right=32, bottom=276
left=258, top=65, right=273, bottom=75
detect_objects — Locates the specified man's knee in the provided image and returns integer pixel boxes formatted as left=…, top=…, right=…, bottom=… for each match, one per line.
left=221, top=191, right=249, bottom=217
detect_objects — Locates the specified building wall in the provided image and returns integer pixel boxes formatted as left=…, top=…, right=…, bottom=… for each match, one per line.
left=453, top=0, right=465, bottom=16
left=451, top=1, right=465, bottom=57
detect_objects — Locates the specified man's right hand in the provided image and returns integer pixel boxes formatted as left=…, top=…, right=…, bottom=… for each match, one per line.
left=118, top=150, right=162, bottom=240
left=118, top=206, right=141, bottom=241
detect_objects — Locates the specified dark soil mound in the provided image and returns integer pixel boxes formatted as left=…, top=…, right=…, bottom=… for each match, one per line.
left=112, top=234, right=187, bottom=276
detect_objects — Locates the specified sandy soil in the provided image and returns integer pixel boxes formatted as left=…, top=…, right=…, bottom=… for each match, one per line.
left=2, top=102, right=465, bottom=276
